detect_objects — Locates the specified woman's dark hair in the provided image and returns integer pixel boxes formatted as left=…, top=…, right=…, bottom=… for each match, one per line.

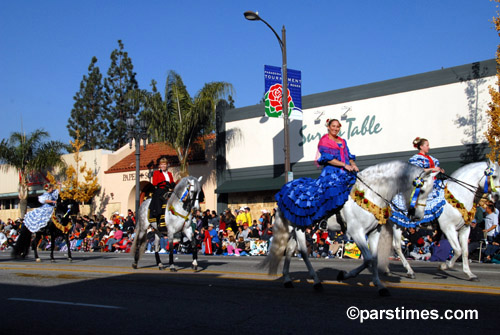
left=412, top=137, right=428, bottom=150
left=326, top=118, right=342, bottom=127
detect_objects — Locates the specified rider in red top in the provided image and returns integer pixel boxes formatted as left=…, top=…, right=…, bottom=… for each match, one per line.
left=150, top=157, right=176, bottom=223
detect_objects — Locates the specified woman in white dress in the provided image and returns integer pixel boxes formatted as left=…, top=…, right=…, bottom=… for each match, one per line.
left=23, top=183, right=60, bottom=233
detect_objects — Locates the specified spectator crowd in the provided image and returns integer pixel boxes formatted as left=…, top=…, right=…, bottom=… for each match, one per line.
left=1, top=198, right=500, bottom=264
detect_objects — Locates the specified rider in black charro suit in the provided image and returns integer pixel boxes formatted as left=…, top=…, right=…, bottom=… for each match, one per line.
left=149, top=158, right=176, bottom=226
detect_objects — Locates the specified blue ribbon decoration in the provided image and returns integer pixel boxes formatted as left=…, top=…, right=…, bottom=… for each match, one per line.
left=484, top=167, right=494, bottom=193
left=181, top=189, right=189, bottom=201
left=408, top=177, right=424, bottom=215
left=409, top=187, right=421, bottom=209
left=490, top=176, right=497, bottom=193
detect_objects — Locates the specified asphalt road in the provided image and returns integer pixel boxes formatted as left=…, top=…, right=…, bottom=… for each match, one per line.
left=0, top=251, right=499, bottom=334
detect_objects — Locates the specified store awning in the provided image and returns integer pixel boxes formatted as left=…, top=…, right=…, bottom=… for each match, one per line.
left=215, top=176, right=286, bottom=193
left=0, top=190, right=44, bottom=199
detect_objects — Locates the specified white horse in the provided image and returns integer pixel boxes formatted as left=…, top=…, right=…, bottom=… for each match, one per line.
left=131, top=176, right=203, bottom=271
left=261, top=161, right=437, bottom=296
left=387, top=161, right=500, bottom=281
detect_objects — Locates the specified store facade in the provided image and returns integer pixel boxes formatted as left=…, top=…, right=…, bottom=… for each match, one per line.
left=215, top=59, right=497, bottom=216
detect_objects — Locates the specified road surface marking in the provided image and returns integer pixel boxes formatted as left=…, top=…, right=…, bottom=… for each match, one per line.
left=8, top=297, right=125, bottom=309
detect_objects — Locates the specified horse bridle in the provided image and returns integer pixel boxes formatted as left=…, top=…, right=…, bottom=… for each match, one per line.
left=439, top=165, right=499, bottom=196
left=179, top=180, right=200, bottom=211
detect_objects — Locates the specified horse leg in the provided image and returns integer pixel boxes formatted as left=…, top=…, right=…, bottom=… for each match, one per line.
left=154, top=234, right=163, bottom=270
left=65, top=233, right=72, bottom=262
left=33, top=233, right=41, bottom=262
left=50, top=233, right=56, bottom=263
left=337, top=230, right=371, bottom=281
left=132, top=225, right=146, bottom=269
left=182, top=225, right=198, bottom=270
left=338, top=229, right=389, bottom=295
left=132, top=245, right=140, bottom=269
left=167, top=229, right=177, bottom=272
left=296, top=229, right=322, bottom=290
left=168, top=239, right=177, bottom=272
left=392, top=226, right=415, bottom=279
left=191, top=239, right=198, bottom=270
left=132, top=199, right=150, bottom=269
left=282, top=233, right=297, bottom=288
left=458, top=225, right=478, bottom=281
left=439, top=224, right=462, bottom=272
left=367, top=229, right=390, bottom=296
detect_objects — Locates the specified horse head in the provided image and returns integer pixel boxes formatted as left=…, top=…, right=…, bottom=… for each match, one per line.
left=173, top=176, right=203, bottom=212
left=407, top=169, right=438, bottom=221
left=55, top=197, right=80, bottom=225
left=485, top=160, right=500, bottom=197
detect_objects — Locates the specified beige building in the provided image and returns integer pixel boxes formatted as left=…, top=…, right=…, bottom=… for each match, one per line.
left=0, top=136, right=216, bottom=222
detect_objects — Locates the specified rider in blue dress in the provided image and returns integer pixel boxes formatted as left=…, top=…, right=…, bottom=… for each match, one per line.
left=275, top=119, right=359, bottom=227
left=24, top=183, right=59, bottom=233
left=389, top=137, right=445, bottom=227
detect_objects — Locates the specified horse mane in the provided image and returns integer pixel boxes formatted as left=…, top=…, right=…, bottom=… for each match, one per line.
left=356, top=160, right=423, bottom=201
left=449, top=161, right=486, bottom=180
left=172, top=178, right=189, bottom=200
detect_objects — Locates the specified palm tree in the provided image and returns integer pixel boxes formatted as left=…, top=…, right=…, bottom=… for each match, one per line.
left=141, top=71, right=233, bottom=176
left=0, top=129, right=66, bottom=217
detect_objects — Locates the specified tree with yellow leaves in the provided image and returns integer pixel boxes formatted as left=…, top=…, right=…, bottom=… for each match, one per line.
left=486, top=0, right=500, bottom=162
left=48, top=134, right=100, bottom=204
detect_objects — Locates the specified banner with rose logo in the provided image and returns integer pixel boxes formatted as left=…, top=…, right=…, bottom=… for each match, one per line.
left=264, top=65, right=302, bottom=119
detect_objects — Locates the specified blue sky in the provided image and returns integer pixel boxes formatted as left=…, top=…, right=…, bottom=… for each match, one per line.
left=1, top=0, right=498, bottom=146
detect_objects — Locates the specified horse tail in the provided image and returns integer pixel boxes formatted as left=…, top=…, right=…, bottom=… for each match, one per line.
left=377, top=223, right=393, bottom=273
left=12, top=225, right=32, bottom=259
left=130, top=199, right=150, bottom=259
left=260, top=208, right=290, bottom=275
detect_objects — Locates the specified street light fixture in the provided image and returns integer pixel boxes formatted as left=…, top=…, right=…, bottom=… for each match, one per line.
left=244, top=10, right=292, bottom=183
left=126, top=115, right=148, bottom=217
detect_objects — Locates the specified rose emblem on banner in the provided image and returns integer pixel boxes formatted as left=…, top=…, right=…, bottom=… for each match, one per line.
left=264, top=83, right=295, bottom=118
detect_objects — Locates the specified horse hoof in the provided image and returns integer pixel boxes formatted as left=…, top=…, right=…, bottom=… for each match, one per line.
left=192, top=265, right=197, bottom=271
left=469, top=277, right=479, bottom=282
left=169, top=267, right=177, bottom=272
left=158, top=263, right=164, bottom=270
left=439, top=263, right=447, bottom=271
left=379, top=288, right=391, bottom=297
left=68, top=258, right=73, bottom=263
left=51, top=259, right=56, bottom=263
left=132, top=263, right=137, bottom=269
left=407, top=273, right=416, bottom=279
left=36, top=258, right=41, bottom=263
left=284, top=281, right=294, bottom=288
left=313, top=282, right=324, bottom=292
left=337, top=271, right=346, bottom=281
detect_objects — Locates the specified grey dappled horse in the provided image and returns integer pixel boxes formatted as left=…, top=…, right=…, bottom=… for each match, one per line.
left=261, top=161, right=437, bottom=296
left=131, top=176, right=203, bottom=271
left=387, top=161, right=500, bottom=280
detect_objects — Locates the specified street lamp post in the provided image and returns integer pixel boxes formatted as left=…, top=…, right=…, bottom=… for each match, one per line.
left=126, top=116, right=148, bottom=217
left=244, top=11, right=291, bottom=183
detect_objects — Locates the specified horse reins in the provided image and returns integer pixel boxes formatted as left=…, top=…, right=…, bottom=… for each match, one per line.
left=438, top=165, right=498, bottom=198
left=353, top=171, right=427, bottom=217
